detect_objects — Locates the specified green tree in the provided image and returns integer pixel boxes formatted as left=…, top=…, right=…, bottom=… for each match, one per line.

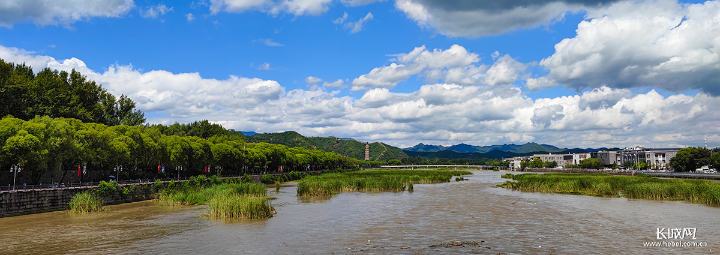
left=580, top=158, right=603, bottom=169
left=632, top=161, right=647, bottom=170
left=543, top=161, right=558, bottom=168
left=388, top=159, right=402, bottom=165
left=529, top=158, right=544, bottom=168
left=670, top=147, right=711, bottom=172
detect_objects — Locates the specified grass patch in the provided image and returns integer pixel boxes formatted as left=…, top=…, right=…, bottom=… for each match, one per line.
left=498, top=173, right=720, bottom=206
left=157, top=175, right=274, bottom=219
left=297, top=169, right=471, bottom=196
left=207, top=194, right=274, bottom=219
left=68, top=191, right=103, bottom=213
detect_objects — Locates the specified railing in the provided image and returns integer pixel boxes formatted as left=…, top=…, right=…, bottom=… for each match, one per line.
left=0, top=178, right=190, bottom=193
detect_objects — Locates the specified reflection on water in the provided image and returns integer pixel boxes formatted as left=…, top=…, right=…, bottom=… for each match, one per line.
left=1, top=171, right=718, bottom=254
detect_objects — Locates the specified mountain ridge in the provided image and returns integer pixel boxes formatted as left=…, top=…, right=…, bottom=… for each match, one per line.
left=245, top=131, right=407, bottom=161
left=403, top=142, right=565, bottom=154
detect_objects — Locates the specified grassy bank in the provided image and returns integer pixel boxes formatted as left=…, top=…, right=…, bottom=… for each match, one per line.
left=297, top=169, right=471, bottom=196
left=157, top=175, right=274, bottom=219
left=499, top=173, right=720, bottom=206
left=68, top=191, right=103, bottom=213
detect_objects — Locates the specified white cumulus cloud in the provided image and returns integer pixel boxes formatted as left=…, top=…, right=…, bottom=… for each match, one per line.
left=4, top=44, right=720, bottom=149
left=141, top=3, right=172, bottom=19
left=351, top=45, right=525, bottom=91
left=0, top=0, right=135, bottom=28
left=529, top=0, right=720, bottom=96
left=209, top=0, right=334, bottom=16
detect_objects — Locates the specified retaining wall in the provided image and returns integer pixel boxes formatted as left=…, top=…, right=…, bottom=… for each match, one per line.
left=0, top=171, right=326, bottom=217
left=0, top=182, right=165, bottom=217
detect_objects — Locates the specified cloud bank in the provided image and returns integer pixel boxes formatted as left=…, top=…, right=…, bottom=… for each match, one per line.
left=0, top=0, right=134, bottom=27
left=3, top=44, right=720, bottom=149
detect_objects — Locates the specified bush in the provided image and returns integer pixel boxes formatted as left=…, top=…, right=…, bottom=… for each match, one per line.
left=211, top=175, right=221, bottom=185
left=98, top=180, right=117, bottom=197
left=261, top=174, right=277, bottom=184
left=153, top=179, right=163, bottom=192
left=119, top=186, right=130, bottom=198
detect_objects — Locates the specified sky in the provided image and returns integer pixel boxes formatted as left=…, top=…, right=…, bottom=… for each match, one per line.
left=1, top=0, right=719, bottom=149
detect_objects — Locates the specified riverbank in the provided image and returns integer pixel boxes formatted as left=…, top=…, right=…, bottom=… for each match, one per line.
left=0, top=172, right=319, bottom=217
left=499, top=173, right=720, bottom=206
left=521, top=167, right=638, bottom=176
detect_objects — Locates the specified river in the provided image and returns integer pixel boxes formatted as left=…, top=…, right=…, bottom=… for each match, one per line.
left=1, top=171, right=718, bottom=254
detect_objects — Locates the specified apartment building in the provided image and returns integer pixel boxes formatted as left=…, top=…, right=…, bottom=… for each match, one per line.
left=505, top=146, right=680, bottom=170
left=618, top=147, right=679, bottom=169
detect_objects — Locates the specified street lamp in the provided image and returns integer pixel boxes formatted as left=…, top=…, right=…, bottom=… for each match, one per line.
left=176, top=166, right=182, bottom=181
left=10, top=164, right=21, bottom=191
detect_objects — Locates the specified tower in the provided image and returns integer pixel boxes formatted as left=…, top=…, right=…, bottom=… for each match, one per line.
left=365, top=142, right=370, bottom=161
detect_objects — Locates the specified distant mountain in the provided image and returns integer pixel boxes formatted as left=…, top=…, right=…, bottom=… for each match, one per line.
left=403, top=143, right=447, bottom=152
left=446, top=143, right=477, bottom=153
left=403, top=142, right=565, bottom=154
left=405, top=148, right=589, bottom=160
left=246, top=131, right=408, bottom=161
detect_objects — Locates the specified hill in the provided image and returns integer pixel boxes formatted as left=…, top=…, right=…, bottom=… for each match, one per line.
left=403, top=142, right=565, bottom=154
left=246, top=131, right=408, bottom=161
left=405, top=148, right=589, bottom=160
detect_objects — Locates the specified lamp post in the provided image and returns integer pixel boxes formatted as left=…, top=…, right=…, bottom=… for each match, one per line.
left=176, top=166, right=182, bottom=181
left=10, top=164, right=20, bottom=191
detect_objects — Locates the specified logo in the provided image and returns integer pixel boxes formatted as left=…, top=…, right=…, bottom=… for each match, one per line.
left=656, top=228, right=696, bottom=240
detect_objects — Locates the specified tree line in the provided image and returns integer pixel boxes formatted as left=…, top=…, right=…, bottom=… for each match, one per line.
left=0, top=116, right=375, bottom=185
left=669, top=147, right=720, bottom=172
left=0, top=59, right=145, bottom=126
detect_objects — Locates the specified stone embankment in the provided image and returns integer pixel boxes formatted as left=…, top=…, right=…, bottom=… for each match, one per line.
left=0, top=171, right=325, bottom=218
left=0, top=181, right=162, bottom=217
left=521, top=168, right=638, bottom=176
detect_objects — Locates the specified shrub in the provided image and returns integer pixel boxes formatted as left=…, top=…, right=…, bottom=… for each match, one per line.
left=153, top=179, right=163, bottom=192
left=98, top=180, right=117, bottom=197
left=261, top=174, right=277, bottom=184
left=119, top=186, right=130, bottom=198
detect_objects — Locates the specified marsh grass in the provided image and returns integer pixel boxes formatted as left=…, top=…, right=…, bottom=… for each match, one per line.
left=157, top=176, right=272, bottom=218
left=498, top=173, right=720, bottom=206
left=297, top=170, right=471, bottom=196
left=68, top=191, right=103, bottom=213
left=207, top=194, right=274, bottom=219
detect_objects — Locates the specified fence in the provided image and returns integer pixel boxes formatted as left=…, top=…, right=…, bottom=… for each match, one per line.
left=0, top=178, right=188, bottom=193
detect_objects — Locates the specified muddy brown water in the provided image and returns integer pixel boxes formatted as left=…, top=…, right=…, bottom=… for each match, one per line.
left=1, top=171, right=718, bottom=254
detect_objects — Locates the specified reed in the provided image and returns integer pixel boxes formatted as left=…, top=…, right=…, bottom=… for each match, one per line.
left=68, top=191, right=103, bottom=213
left=207, top=194, right=275, bottom=219
left=297, top=169, right=471, bottom=196
left=157, top=178, right=272, bottom=218
left=499, top=173, right=720, bottom=206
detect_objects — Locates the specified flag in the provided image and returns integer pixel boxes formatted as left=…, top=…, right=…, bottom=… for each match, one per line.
left=162, top=165, right=165, bottom=173
left=158, top=165, right=161, bottom=173
left=78, top=165, right=81, bottom=176
left=83, top=165, right=87, bottom=175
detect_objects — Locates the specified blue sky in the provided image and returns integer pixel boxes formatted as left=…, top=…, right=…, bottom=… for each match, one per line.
left=1, top=0, right=719, bottom=148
